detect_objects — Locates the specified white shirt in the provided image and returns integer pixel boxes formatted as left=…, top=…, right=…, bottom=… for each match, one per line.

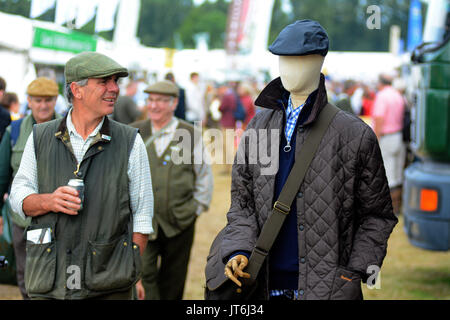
left=351, top=87, right=364, bottom=115
left=10, top=110, right=154, bottom=234
left=149, top=117, right=213, bottom=215
left=185, top=81, right=205, bottom=122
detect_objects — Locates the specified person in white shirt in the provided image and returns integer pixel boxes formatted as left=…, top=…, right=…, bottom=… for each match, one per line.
left=10, top=51, right=153, bottom=300
left=185, top=72, right=206, bottom=125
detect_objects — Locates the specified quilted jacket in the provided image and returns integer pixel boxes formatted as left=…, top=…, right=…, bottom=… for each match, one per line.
left=221, top=74, right=398, bottom=300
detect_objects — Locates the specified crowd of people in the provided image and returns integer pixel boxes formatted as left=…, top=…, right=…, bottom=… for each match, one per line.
left=0, top=71, right=410, bottom=141
left=0, top=45, right=407, bottom=300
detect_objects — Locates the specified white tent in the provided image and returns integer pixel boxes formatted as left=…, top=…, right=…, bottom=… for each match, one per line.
left=323, top=51, right=404, bottom=82
left=0, top=12, right=35, bottom=103
left=0, top=10, right=406, bottom=104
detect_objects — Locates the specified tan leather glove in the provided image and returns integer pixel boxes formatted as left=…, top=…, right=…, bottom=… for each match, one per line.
left=224, top=255, right=251, bottom=287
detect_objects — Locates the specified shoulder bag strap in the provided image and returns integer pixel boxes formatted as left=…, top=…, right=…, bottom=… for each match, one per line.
left=245, top=103, right=339, bottom=283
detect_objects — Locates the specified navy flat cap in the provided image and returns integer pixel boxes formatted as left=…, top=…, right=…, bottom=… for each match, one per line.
left=269, top=20, right=329, bottom=56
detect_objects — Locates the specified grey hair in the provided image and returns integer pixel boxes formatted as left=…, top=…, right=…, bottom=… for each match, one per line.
left=64, top=79, right=88, bottom=105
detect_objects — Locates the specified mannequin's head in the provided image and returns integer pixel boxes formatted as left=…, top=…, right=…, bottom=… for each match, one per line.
left=279, top=54, right=324, bottom=95
left=269, top=20, right=329, bottom=106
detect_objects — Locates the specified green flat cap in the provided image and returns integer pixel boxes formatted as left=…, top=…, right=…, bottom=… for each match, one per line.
left=27, top=77, right=59, bottom=97
left=144, top=80, right=179, bottom=97
left=65, top=51, right=129, bottom=83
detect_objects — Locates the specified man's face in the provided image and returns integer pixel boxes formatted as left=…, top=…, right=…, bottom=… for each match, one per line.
left=191, top=74, right=199, bottom=84
left=147, top=93, right=177, bottom=125
left=77, top=75, right=120, bottom=116
left=28, top=96, right=56, bottom=123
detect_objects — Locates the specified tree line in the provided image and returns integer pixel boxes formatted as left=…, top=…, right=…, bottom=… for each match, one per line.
left=0, top=0, right=419, bottom=52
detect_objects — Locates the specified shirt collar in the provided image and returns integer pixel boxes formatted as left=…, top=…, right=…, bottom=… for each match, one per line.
left=286, top=96, right=304, bottom=118
left=285, top=89, right=320, bottom=117
left=66, top=108, right=105, bottom=139
left=151, top=117, right=179, bottom=135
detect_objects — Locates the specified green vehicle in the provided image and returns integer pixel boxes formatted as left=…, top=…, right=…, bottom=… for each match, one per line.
left=403, top=0, right=450, bottom=251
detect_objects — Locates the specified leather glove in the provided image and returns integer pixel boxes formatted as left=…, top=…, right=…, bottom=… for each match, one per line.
left=224, top=255, right=251, bottom=287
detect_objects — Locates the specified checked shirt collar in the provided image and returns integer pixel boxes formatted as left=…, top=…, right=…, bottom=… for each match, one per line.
left=284, top=95, right=305, bottom=147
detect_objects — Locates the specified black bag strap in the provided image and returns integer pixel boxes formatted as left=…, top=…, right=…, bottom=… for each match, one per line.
left=245, top=103, right=339, bottom=284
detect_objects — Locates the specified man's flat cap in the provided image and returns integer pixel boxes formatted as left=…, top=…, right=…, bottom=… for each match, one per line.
left=65, top=51, right=129, bottom=83
left=269, top=20, right=329, bottom=56
left=27, top=77, right=59, bottom=97
left=144, top=80, right=179, bottom=98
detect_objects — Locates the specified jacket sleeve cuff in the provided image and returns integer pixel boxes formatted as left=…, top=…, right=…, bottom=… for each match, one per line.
left=225, top=251, right=251, bottom=264
left=348, top=267, right=369, bottom=283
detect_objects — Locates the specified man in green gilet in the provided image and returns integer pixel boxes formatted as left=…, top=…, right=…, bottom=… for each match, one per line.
left=9, top=52, right=154, bottom=300
left=131, top=80, right=213, bottom=300
left=0, top=77, right=61, bottom=299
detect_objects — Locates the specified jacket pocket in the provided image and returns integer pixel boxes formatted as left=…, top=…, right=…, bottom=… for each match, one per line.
left=171, top=197, right=197, bottom=230
left=85, top=234, right=141, bottom=292
left=25, top=241, right=56, bottom=294
left=330, top=266, right=363, bottom=300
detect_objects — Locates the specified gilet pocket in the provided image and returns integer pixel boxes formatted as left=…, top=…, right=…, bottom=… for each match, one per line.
left=85, top=234, right=141, bottom=292
left=25, top=241, right=56, bottom=294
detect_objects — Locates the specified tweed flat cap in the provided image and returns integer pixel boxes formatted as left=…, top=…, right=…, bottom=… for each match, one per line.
left=269, top=20, right=329, bottom=56
left=144, top=80, right=179, bottom=97
left=64, top=51, right=129, bottom=83
left=27, top=77, right=59, bottom=97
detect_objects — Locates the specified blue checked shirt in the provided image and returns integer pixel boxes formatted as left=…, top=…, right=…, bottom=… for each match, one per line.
left=270, top=289, right=299, bottom=300
left=284, top=96, right=305, bottom=146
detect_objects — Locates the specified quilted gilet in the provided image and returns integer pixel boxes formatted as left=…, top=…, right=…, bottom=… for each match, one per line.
left=131, top=119, right=197, bottom=239
left=26, top=117, right=141, bottom=299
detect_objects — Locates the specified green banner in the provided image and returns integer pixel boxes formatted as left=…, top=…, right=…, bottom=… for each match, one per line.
left=32, top=27, right=97, bottom=53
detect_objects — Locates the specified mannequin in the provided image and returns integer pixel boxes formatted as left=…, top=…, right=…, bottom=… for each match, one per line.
left=279, top=54, right=325, bottom=108
left=216, top=20, right=396, bottom=301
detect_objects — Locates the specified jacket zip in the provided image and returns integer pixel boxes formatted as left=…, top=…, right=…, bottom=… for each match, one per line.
left=59, top=134, right=106, bottom=298
left=280, top=100, right=292, bottom=153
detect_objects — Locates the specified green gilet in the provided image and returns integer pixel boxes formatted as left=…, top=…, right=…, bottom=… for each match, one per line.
left=9, top=113, right=62, bottom=228
left=25, top=116, right=141, bottom=300
left=131, top=118, right=197, bottom=239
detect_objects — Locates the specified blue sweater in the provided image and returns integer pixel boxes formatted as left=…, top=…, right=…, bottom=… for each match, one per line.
left=269, top=91, right=317, bottom=290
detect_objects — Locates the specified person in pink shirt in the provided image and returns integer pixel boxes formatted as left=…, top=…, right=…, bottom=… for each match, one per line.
left=372, top=74, right=405, bottom=214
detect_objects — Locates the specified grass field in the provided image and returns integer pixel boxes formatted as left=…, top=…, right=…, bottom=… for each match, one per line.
left=1, top=164, right=449, bottom=300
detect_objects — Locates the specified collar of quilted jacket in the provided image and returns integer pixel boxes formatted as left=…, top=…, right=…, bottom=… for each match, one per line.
left=254, top=73, right=328, bottom=127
